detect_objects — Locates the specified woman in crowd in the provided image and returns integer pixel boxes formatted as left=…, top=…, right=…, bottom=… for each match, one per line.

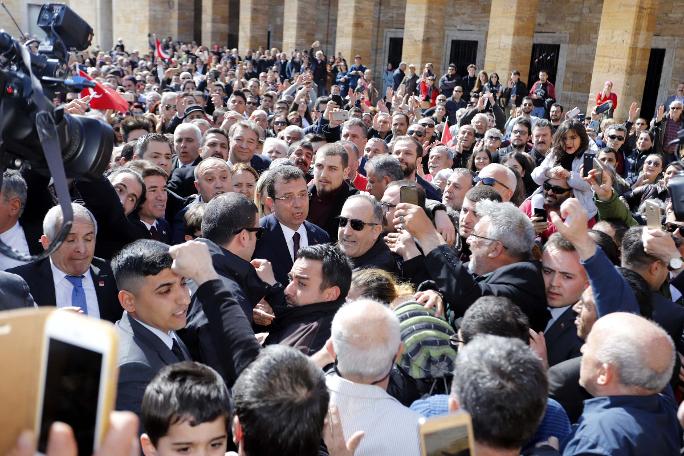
left=504, top=152, right=537, bottom=197
left=484, top=72, right=503, bottom=101
left=335, top=61, right=350, bottom=95
left=231, top=163, right=259, bottom=201
left=467, top=147, right=492, bottom=174
left=270, top=115, right=289, bottom=137
left=471, top=70, right=489, bottom=97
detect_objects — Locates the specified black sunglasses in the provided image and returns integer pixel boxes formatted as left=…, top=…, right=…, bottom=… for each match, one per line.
left=474, top=176, right=510, bottom=190
left=607, top=134, right=625, bottom=141
left=336, top=216, right=378, bottom=231
left=543, top=182, right=572, bottom=194
left=664, top=223, right=681, bottom=233
left=408, top=129, right=425, bottom=137
left=233, top=226, right=264, bottom=240
left=273, top=120, right=288, bottom=126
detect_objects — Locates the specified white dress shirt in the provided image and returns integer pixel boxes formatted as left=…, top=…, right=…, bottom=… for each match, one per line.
left=326, top=374, right=421, bottom=456
left=280, top=222, right=309, bottom=261
left=49, top=259, right=100, bottom=318
left=0, top=222, right=30, bottom=271
left=133, top=316, right=182, bottom=352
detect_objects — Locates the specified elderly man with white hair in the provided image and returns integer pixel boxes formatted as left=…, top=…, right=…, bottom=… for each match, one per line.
left=262, top=137, right=289, bottom=161
left=561, top=312, right=679, bottom=454
left=8, top=203, right=122, bottom=322
left=325, top=299, right=421, bottom=455
left=393, top=199, right=550, bottom=331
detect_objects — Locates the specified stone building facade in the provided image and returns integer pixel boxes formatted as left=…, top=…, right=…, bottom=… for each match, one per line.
left=1, top=0, right=681, bottom=121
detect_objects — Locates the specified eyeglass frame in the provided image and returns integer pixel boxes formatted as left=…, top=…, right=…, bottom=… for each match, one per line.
left=273, top=192, right=311, bottom=204
left=469, top=232, right=508, bottom=249
left=233, top=226, right=265, bottom=240
left=336, top=216, right=379, bottom=231
left=474, top=175, right=510, bottom=190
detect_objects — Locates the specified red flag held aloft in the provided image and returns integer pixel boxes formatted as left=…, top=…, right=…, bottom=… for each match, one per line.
left=78, top=70, right=129, bottom=113
left=441, top=121, right=453, bottom=146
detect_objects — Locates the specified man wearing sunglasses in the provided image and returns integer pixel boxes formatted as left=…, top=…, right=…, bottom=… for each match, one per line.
left=520, top=176, right=586, bottom=243
left=475, top=164, right=516, bottom=202
left=338, top=195, right=398, bottom=273
left=602, top=124, right=628, bottom=176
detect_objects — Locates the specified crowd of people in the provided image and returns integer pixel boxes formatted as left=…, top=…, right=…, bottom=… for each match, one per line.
left=4, top=35, right=684, bottom=455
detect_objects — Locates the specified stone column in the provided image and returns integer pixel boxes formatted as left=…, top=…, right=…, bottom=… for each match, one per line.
left=586, top=0, right=657, bottom=121
left=401, top=0, right=446, bottom=72
left=483, top=0, right=539, bottom=84
left=239, top=0, right=269, bottom=53
left=281, top=0, right=317, bottom=54
left=335, top=0, right=376, bottom=64
left=96, top=0, right=113, bottom=50
left=202, top=0, right=230, bottom=47
left=112, top=0, right=151, bottom=52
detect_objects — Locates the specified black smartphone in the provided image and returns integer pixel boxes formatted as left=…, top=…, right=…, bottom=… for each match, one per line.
left=534, top=207, right=547, bottom=219
left=595, top=101, right=612, bottom=115
left=668, top=174, right=684, bottom=222
left=583, top=154, right=595, bottom=178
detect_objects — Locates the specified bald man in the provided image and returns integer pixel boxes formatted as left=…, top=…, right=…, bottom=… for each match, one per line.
left=476, top=163, right=516, bottom=202
left=562, top=312, right=679, bottom=454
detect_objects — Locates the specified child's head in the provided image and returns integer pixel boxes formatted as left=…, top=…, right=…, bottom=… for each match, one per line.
left=140, top=362, right=231, bottom=456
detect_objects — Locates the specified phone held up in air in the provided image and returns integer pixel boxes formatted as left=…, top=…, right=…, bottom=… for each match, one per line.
left=583, top=153, right=595, bottom=178
left=418, top=412, right=476, bottom=456
left=643, top=200, right=662, bottom=228
left=400, top=185, right=421, bottom=207
left=35, top=311, right=118, bottom=455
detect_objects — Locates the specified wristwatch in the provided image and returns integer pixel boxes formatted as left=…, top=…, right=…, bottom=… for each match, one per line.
left=668, top=257, right=683, bottom=271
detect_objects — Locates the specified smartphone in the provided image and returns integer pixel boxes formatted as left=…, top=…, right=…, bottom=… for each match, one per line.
left=643, top=200, right=662, bottom=228
left=595, top=101, right=612, bottom=115
left=583, top=153, right=595, bottom=178
left=668, top=174, right=684, bottom=222
left=418, top=412, right=475, bottom=456
left=592, top=157, right=604, bottom=185
left=567, top=106, right=580, bottom=119
left=400, top=185, right=421, bottom=206
left=330, top=110, right=349, bottom=122
left=36, top=312, right=118, bottom=455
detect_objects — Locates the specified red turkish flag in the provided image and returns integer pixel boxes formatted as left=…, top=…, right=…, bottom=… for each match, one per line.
left=156, top=38, right=171, bottom=62
left=441, top=121, right=453, bottom=146
left=78, top=70, right=129, bottom=113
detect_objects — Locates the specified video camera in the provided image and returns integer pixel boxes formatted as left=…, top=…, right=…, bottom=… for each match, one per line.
left=0, top=3, right=114, bottom=261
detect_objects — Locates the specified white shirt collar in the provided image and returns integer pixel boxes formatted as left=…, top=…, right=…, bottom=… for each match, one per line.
left=280, top=222, right=306, bottom=239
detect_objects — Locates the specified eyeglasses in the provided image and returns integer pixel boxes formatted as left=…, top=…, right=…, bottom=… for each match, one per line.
left=607, top=134, right=625, bottom=141
left=474, top=176, right=510, bottom=190
left=665, top=223, right=681, bottom=233
left=336, top=216, right=379, bottom=231
left=511, top=129, right=527, bottom=136
left=273, top=192, right=311, bottom=203
left=543, top=182, right=572, bottom=194
left=247, top=101, right=258, bottom=106
left=469, top=232, right=507, bottom=248
left=381, top=201, right=397, bottom=212
left=671, top=106, right=683, bottom=110
left=233, top=226, right=264, bottom=240
left=164, top=104, right=176, bottom=110
left=486, top=136, right=502, bottom=141
left=408, top=129, right=425, bottom=137
left=420, top=123, right=435, bottom=128
left=273, top=121, right=288, bottom=126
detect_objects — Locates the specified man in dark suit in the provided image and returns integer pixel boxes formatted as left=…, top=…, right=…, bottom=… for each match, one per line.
left=307, top=143, right=359, bottom=242
left=112, top=239, right=197, bottom=417
left=228, top=120, right=271, bottom=174
left=128, top=162, right=172, bottom=243
left=541, top=233, right=586, bottom=367
left=8, top=203, right=121, bottom=323
left=0, top=271, right=35, bottom=310
left=394, top=199, right=550, bottom=331
left=168, top=123, right=203, bottom=198
left=253, top=165, right=329, bottom=286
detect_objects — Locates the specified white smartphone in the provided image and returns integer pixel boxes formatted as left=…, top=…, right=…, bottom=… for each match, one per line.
left=35, top=311, right=118, bottom=455
left=643, top=200, right=662, bottom=228
left=567, top=106, right=580, bottom=119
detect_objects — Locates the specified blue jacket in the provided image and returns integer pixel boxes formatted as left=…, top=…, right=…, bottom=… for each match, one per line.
left=561, top=394, right=679, bottom=455
left=581, top=247, right=639, bottom=317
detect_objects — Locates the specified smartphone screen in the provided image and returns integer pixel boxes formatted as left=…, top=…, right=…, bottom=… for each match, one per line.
left=37, top=339, right=103, bottom=455
left=583, top=154, right=595, bottom=178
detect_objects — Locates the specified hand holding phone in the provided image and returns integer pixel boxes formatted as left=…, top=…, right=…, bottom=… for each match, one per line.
left=418, top=412, right=475, bottom=456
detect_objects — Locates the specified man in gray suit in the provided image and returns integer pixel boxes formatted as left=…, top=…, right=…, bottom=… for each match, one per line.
left=111, top=238, right=218, bottom=417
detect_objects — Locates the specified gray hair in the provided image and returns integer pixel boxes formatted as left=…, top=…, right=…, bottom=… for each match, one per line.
left=262, top=137, right=289, bottom=156
left=43, top=203, right=98, bottom=241
left=331, top=299, right=401, bottom=382
left=229, top=120, right=261, bottom=139
left=475, top=200, right=534, bottom=258
left=471, top=113, right=489, bottom=126
left=365, top=155, right=404, bottom=182
left=434, top=168, right=454, bottom=182
left=281, top=124, right=304, bottom=140
left=1, top=170, right=27, bottom=217
left=345, top=194, right=383, bottom=224
left=174, top=123, right=202, bottom=143
left=366, top=137, right=389, bottom=155
left=430, top=145, right=454, bottom=160
left=342, top=117, right=369, bottom=137
left=595, top=321, right=674, bottom=392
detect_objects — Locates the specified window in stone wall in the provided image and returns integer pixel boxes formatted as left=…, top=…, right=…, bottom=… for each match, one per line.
left=527, top=43, right=560, bottom=88
left=448, top=40, right=478, bottom=78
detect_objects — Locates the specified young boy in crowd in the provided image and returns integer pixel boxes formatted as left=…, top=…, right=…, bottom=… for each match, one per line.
left=139, top=361, right=231, bottom=456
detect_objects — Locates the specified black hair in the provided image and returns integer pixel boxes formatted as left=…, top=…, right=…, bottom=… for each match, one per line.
left=265, top=165, right=305, bottom=199
left=121, top=116, right=153, bottom=142
left=552, top=120, right=590, bottom=170
left=296, top=244, right=352, bottom=298
left=617, top=267, right=653, bottom=319
left=512, top=117, right=532, bottom=135
left=230, top=89, right=247, bottom=103
left=587, top=229, right=620, bottom=265
left=111, top=239, right=172, bottom=292
left=459, top=296, right=530, bottom=344
left=142, top=362, right=231, bottom=446
left=233, top=345, right=329, bottom=456
left=201, top=193, right=257, bottom=246
left=621, top=226, right=659, bottom=271
left=135, top=132, right=173, bottom=158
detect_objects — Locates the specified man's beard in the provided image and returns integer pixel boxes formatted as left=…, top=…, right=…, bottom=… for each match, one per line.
left=403, top=162, right=416, bottom=178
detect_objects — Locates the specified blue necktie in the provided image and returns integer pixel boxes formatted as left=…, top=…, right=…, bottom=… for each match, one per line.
left=65, top=275, right=88, bottom=315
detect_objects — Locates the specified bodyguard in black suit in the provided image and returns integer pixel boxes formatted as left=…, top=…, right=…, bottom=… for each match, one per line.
left=252, top=164, right=330, bottom=286
left=8, top=203, right=122, bottom=323
left=0, top=271, right=35, bottom=311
